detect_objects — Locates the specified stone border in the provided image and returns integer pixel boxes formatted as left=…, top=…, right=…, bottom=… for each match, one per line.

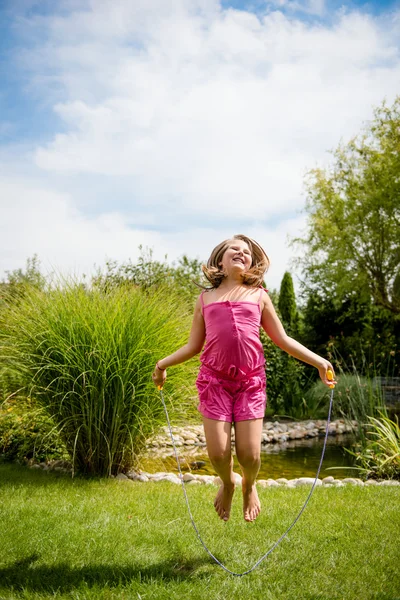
left=146, top=419, right=358, bottom=450
left=115, top=471, right=399, bottom=487
left=27, top=461, right=400, bottom=487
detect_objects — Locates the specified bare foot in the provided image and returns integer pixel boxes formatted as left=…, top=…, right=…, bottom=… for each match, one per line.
left=214, top=482, right=235, bottom=521
left=242, top=480, right=261, bottom=522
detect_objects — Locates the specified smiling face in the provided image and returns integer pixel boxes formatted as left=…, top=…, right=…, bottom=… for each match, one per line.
left=219, top=239, right=253, bottom=276
left=202, top=234, right=269, bottom=288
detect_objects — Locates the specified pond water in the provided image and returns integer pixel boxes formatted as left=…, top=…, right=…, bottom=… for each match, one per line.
left=139, top=433, right=360, bottom=480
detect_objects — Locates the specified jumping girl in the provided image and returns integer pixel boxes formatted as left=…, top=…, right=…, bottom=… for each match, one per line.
left=152, top=234, right=336, bottom=523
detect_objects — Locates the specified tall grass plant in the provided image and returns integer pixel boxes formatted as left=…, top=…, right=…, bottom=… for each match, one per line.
left=0, top=282, right=196, bottom=475
left=347, top=412, right=400, bottom=480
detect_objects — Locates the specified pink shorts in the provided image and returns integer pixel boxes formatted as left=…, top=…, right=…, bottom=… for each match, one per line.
left=196, top=367, right=267, bottom=423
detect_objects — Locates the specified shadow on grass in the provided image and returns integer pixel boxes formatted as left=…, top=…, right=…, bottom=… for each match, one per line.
left=0, top=463, right=103, bottom=487
left=0, top=553, right=212, bottom=593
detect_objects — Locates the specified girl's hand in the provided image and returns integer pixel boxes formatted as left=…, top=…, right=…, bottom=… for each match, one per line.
left=152, top=363, right=167, bottom=389
left=318, top=361, right=337, bottom=388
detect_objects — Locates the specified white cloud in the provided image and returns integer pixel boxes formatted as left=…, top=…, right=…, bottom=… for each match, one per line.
left=0, top=175, right=162, bottom=278
left=29, top=4, right=399, bottom=221
left=1, top=0, right=400, bottom=290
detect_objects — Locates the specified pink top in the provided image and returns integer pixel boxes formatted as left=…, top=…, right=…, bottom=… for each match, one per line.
left=200, top=288, right=266, bottom=380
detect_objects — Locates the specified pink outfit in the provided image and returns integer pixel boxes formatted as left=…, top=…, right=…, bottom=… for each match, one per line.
left=196, top=288, right=267, bottom=422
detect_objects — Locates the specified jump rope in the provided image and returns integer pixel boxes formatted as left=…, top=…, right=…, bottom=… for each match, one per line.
left=157, top=369, right=335, bottom=577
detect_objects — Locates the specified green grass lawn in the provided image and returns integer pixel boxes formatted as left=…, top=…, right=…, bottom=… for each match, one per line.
left=0, top=464, right=399, bottom=600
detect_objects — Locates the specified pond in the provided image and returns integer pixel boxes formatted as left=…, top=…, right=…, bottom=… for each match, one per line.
left=138, top=432, right=360, bottom=480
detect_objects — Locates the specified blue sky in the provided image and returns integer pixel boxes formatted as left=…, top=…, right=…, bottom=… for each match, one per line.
left=0, top=0, right=399, bottom=289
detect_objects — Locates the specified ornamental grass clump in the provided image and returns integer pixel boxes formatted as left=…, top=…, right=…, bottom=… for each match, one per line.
left=349, top=413, right=400, bottom=480
left=0, top=281, right=195, bottom=476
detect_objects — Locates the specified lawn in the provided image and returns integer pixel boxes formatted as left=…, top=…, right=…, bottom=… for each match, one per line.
left=0, top=463, right=399, bottom=600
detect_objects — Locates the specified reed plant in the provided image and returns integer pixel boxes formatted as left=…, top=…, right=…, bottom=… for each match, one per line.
left=348, top=412, right=400, bottom=480
left=303, top=372, right=385, bottom=425
left=0, top=281, right=196, bottom=476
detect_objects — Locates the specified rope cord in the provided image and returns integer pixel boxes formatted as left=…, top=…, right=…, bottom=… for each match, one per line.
left=159, top=386, right=334, bottom=577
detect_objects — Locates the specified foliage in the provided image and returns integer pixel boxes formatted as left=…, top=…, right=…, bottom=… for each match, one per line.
left=295, top=96, right=400, bottom=316
left=262, top=282, right=311, bottom=418
left=0, top=255, right=46, bottom=308
left=0, top=282, right=197, bottom=476
left=301, top=290, right=400, bottom=373
left=92, top=246, right=205, bottom=306
left=348, top=413, right=400, bottom=480
left=0, top=396, right=68, bottom=463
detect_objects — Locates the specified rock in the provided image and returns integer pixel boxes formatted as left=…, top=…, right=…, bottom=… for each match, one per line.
left=233, top=473, right=243, bottom=486
left=330, top=479, right=344, bottom=487
left=295, top=477, right=322, bottom=487
left=190, top=460, right=206, bottom=469
left=198, top=475, right=216, bottom=485
left=276, top=478, right=288, bottom=484
left=214, top=475, right=238, bottom=486
left=157, top=474, right=181, bottom=484
left=116, top=473, right=128, bottom=480
left=30, top=464, right=41, bottom=470
left=184, top=439, right=196, bottom=446
left=257, top=480, right=268, bottom=488
left=148, top=472, right=168, bottom=481
left=136, top=474, right=149, bottom=482
left=365, top=479, right=378, bottom=486
left=305, top=422, right=316, bottom=430
left=342, top=478, right=364, bottom=486
left=379, top=480, right=400, bottom=486
left=266, top=480, right=280, bottom=487
left=286, top=481, right=297, bottom=488
left=182, top=473, right=196, bottom=482
left=186, top=479, right=202, bottom=485
left=322, top=476, right=335, bottom=483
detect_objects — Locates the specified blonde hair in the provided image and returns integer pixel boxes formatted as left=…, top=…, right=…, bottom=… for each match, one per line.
left=202, top=234, right=270, bottom=288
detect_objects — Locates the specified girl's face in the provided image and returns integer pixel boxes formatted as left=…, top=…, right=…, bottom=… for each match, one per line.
left=219, top=239, right=252, bottom=275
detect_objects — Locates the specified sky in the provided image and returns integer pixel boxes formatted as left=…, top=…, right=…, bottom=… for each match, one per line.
left=0, top=0, right=399, bottom=291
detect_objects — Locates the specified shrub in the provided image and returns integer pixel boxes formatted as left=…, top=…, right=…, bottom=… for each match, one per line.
left=0, top=282, right=196, bottom=476
left=0, top=396, right=68, bottom=463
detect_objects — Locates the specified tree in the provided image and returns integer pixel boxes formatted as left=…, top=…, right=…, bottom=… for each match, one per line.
left=294, top=96, right=400, bottom=315
left=278, top=271, right=297, bottom=333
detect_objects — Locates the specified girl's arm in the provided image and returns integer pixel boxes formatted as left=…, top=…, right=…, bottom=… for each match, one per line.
left=152, top=295, right=206, bottom=388
left=261, top=293, right=336, bottom=387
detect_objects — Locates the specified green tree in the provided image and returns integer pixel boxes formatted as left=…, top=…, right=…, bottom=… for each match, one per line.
left=295, top=96, right=400, bottom=315
left=278, top=271, right=297, bottom=333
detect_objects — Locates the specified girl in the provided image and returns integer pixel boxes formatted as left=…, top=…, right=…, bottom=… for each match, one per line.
left=152, top=234, right=336, bottom=523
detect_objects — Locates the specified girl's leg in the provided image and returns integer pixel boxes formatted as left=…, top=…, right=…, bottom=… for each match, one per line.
left=202, top=416, right=236, bottom=521
left=234, top=418, right=263, bottom=522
